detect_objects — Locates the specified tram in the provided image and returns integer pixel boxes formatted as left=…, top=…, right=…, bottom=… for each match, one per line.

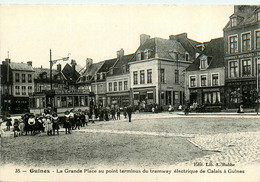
left=29, top=89, right=94, bottom=115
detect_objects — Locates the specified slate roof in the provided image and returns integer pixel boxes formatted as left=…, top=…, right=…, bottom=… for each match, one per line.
left=110, top=53, right=135, bottom=76
left=97, top=58, right=117, bottom=73
left=34, top=67, right=60, bottom=79
left=9, top=62, right=34, bottom=72
left=223, top=5, right=260, bottom=30
left=186, top=37, right=224, bottom=71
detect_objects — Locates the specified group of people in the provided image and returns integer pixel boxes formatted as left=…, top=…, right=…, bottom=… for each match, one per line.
left=1, top=104, right=134, bottom=138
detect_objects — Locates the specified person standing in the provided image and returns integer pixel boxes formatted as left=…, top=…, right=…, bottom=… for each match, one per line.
left=52, top=113, right=59, bottom=135
left=126, top=105, right=133, bottom=122
left=5, top=115, right=12, bottom=131
left=45, top=115, right=53, bottom=136
left=116, top=107, right=120, bottom=120
left=123, top=107, right=127, bottom=119
left=64, top=111, right=71, bottom=134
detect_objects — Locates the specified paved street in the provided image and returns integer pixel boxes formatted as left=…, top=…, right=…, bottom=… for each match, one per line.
left=1, top=112, right=260, bottom=168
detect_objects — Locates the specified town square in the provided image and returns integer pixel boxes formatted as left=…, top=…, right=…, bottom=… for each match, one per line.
left=1, top=4, right=260, bottom=182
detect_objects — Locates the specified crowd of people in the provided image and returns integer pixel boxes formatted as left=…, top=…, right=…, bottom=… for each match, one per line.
left=0, top=104, right=133, bottom=138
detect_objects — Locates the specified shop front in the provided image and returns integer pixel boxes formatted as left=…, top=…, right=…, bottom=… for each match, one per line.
left=106, top=91, right=130, bottom=107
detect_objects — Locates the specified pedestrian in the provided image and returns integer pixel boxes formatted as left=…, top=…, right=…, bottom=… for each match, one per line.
left=80, top=111, right=86, bottom=127
left=64, top=111, right=71, bottom=134
left=28, top=114, right=36, bottom=135
left=5, top=115, right=12, bottom=131
left=104, top=107, right=109, bottom=121
left=45, top=115, right=53, bottom=136
left=111, top=107, right=116, bottom=120
left=52, top=113, right=59, bottom=135
left=69, top=110, right=75, bottom=130
left=36, top=115, right=44, bottom=137
left=123, top=106, right=127, bottom=119
left=75, top=112, right=81, bottom=130
left=116, top=107, right=120, bottom=120
left=18, top=117, right=25, bottom=136
left=13, top=119, right=20, bottom=137
left=126, top=105, right=133, bottom=122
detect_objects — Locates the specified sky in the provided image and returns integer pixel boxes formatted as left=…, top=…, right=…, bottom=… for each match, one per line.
left=0, top=5, right=235, bottom=69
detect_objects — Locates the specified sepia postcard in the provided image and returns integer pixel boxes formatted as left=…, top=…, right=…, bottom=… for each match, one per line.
left=0, top=3, right=260, bottom=182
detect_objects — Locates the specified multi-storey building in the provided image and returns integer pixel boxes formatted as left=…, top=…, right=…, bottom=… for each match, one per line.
left=106, top=49, right=135, bottom=107
left=186, top=37, right=225, bottom=111
left=129, top=33, right=201, bottom=110
left=224, top=5, right=260, bottom=108
left=1, top=58, right=35, bottom=113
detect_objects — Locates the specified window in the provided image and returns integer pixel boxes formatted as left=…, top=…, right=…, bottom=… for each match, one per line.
left=124, top=81, right=128, bottom=90
left=231, top=17, right=237, bottom=27
left=22, top=74, right=26, bottom=83
left=185, top=53, right=189, bottom=61
left=109, top=82, right=112, bottom=92
left=242, top=59, right=251, bottom=76
left=15, top=86, right=20, bottom=95
left=257, top=12, right=260, bottom=21
left=160, top=69, right=165, bottom=83
left=144, top=50, right=149, bottom=59
left=114, top=82, right=117, bottom=91
left=147, top=92, right=153, bottom=99
left=242, top=33, right=251, bottom=52
left=119, top=81, right=122, bottom=91
left=212, top=74, right=219, bottom=86
left=147, top=69, right=152, bottom=83
left=28, top=86, right=32, bottom=94
left=133, top=71, right=138, bottom=85
left=22, top=86, right=26, bottom=95
left=256, top=31, right=260, bottom=49
left=200, top=59, right=207, bottom=69
left=190, top=76, right=196, bottom=87
left=28, top=74, right=32, bottom=83
left=137, top=52, right=141, bottom=61
left=230, top=61, right=238, bottom=78
left=140, top=70, right=145, bottom=84
left=175, top=70, right=179, bottom=83
left=229, top=35, right=238, bottom=53
left=15, top=73, right=19, bottom=82
left=201, top=75, right=207, bottom=87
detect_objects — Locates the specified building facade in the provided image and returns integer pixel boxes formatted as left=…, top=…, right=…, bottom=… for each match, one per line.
left=129, top=33, right=201, bottom=110
left=186, top=38, right=225, bottom=111
left=1, top=59, right=35, bottom=113
left=224, top=5, right=260, bottom=108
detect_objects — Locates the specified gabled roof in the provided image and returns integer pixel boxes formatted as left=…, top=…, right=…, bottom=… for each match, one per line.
left=9, top=62, right=34, bottom=72
left=111, top=53, right=135, bottom=76
left=34, top=67, right=59, bottom=79
left=186, top=37, right=224, bottom=71
left=97, top=58, right=117, bottom=73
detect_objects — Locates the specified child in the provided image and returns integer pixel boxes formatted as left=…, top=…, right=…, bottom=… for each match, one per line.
left=5, top=115, right=12, bottom=131
left=13, top=119, right=20, bottom=137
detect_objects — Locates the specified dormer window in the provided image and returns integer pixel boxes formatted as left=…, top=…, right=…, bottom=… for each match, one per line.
left=137, top=51, right=141, bottom=61
left=231, top=17, right=237, bottom=27
left=257, top=11, right=260, bottom=21
left=200, top=56, right=208, bottom=70
left=185, top=53, right=189, bottom=61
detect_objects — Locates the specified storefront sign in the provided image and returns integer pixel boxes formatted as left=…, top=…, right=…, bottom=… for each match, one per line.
left=225, top=52, right=260, bottom=60
left=190, top=89, right=197, bottom=93
left=202, top=88, right=220, bottom=92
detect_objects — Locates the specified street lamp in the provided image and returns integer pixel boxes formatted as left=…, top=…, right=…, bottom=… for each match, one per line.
left=49, top=49, right=70, bottom=91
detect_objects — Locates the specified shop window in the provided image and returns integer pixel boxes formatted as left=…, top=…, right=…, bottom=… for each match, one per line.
left=242, top=59, right=251, bottom=76
left=229, top=35, right=238, bottom=53
left=229, top=61, right=238, bottom=78
left=230, top=88, right=241, bottom=103
left=147, top=92, right=153, bottom=99
left=68, top=96, right=73, bottom=107
left=140, top=70, right=145, bottom=84
left=242, top=32, right=251, bottom=52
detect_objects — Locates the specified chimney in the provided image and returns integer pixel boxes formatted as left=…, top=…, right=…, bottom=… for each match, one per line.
left=140, top=34, right=150, bottom=45
left=71, top=59, right=77, bottom=70
left=27, top=61, right=32, bottom=67
left=170, top=33, right=187, bottom=41
left=86, top=58, right=93, bottom=69
left=57, top=64, right=62, bottom=72
left=4, top=58, right=11, bottom=64
left=117, top=48, right=124, bottom=59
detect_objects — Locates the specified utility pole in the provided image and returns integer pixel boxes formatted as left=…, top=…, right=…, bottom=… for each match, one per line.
left=50, top=49, right=52, bottom=91
left=257, top=59, right=259, bottom=115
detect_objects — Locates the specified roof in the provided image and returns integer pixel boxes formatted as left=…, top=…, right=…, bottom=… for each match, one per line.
left=186, top=37, right=224, bottom=71
left=224, top=5, right=260, bottom=30
left=9, top=62, right=34, bottom=72
left=97, top=58, right=117, bottom=73
left=82, top=61, right=104, bottom=76
left=110, top=53, right=135, bottom=76
left=33, top=67, right=60, bottom=79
